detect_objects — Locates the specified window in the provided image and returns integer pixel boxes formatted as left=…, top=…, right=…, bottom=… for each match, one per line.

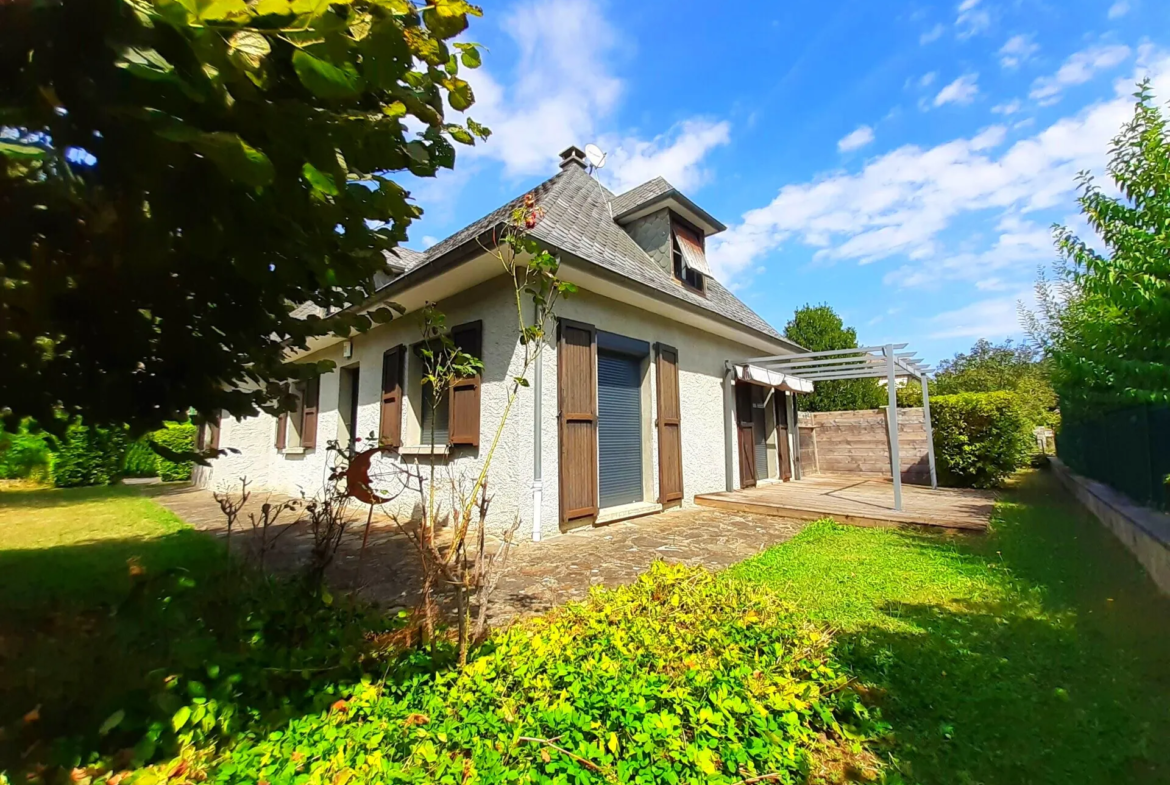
left=409, top=321, right=482, bottom=449
left=275, top=377, right=319, bottom=451
left=420, top=379, right=450, bottom=444
left=196, top=412, right=221, bottom=452
left=670, top=220, right=707, bottom=292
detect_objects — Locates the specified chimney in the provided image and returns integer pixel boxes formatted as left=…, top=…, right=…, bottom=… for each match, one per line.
left=558, top=146, right=587, bottom=170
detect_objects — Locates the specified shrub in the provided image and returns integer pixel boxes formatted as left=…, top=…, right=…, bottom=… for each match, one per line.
left=122, top=440, right=159, bottom=478
left=0, top=426, right=53, bottom=483
left=52, top=424, right=128, bottom=487
left=932, top=391, right=1033, bottom=488
left=213, top=563, right=885, bottom=785
left=153, top=423, right=197, bottom=482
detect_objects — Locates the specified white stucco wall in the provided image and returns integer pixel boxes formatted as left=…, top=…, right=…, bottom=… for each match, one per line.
left=196, top=276, right=787, bottom=540
left=529, top=287, right=780, bottom=538
left=195, top=275, right=536, bottom=535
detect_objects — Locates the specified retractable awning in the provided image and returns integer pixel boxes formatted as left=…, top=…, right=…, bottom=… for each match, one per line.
left=733, top=363, right=815, bottom=393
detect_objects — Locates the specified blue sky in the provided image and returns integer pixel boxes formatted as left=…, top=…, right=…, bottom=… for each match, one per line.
left=401, top=0, right=1170, bottom=365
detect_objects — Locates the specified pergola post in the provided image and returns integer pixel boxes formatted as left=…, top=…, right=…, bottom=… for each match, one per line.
left=723, top=362, right=736, bottom=492
left=921, top=375, right=938, bottom=489
left=883, top=345, right=903, bottom=511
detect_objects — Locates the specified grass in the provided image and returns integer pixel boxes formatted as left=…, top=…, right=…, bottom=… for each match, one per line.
left=727, top=469, right=1170, bottom=785
left=0, top=485, right=227, bottom=769
left=0, top=484, right=222, bottom=613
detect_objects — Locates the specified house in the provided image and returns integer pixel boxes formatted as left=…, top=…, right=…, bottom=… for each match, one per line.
left=194, top=147, right=807, bottom=539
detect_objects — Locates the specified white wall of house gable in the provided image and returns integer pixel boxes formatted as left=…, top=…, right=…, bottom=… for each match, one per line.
left=532, top=287, right=776, bottom=536
left=195, top=275, right=536, bottom=535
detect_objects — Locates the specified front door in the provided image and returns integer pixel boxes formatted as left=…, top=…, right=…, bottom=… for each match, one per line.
left=736, top=383, right=757, bottom=488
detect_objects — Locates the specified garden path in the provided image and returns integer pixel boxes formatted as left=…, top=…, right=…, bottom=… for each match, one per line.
left=149, top=484, right=805, bottom=622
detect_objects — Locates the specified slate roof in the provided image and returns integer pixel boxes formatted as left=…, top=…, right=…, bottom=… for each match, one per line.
left=608, top=176, right=673, bottom=217
left=373, top=163, right=786, bottom=345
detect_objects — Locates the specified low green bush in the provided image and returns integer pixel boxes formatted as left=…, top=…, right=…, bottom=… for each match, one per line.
left=211, top=563, right=884, bottom=785
left=152, top=423, right=197, bottom=482
left=122, top=440, right=159, bottom=478
left=932, top=391, right=1032, bottom=488
left=52, top=425, right=128, bottom=488
left=0, top=426, right=53, bottom=483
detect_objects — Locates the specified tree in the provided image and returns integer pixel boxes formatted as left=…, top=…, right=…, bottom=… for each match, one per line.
left=784, top=304, right=886, bottom=412
left=0, top=0, right=489, bottom=437
left=1025, top=81, right=1170, bottom=411
left=920, top=338, right=1058, bottom=428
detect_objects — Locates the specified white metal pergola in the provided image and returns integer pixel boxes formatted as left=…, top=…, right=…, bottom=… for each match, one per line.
left=730, top=344, right=935, bottom=512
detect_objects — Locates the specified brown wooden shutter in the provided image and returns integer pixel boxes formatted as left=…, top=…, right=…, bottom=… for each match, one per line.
left=448, top=321, right=482, bottom=447
left=380, top=345, right=405, bottom=448
left=275, top=412, right=287, bottom=450
left=301, top=377, right=320, bottom=449
left=558, top=319, right=598, bottom=524
left=655, top=344, right=684, bottom=503
left=208, top=412, right=221, bottom=451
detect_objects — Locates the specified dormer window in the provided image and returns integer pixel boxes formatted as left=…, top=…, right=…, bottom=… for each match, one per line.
left=671, top=220, right=709, bottom=293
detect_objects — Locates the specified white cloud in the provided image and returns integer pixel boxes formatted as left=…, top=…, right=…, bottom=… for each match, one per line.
left=598, top=119, right=732, bottom=194
left=456, top=0, right=624, bottom=176
left=707, top=49, right=1170, bottom=284
left=838, top=125, right=876, bottom=152
left=1030, top=44, right=1131, bottom=103
left=928, top=292, right=1032, bottom=339
left=934, top=73, right=980, bottom=106
left=999, top=34, right=1039, bottom=68
left=955, top=0, right=991, bottom=39
left=1108, top=1, right=1130, bottom=19
left=919, top=71, right=938, bottom=88
left=992, top=99, right=1023, bottom=114
left=920, top=23, right=945, bottom=45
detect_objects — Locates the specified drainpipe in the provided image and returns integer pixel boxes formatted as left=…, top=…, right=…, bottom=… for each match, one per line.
left=724, top=360, right=736, bottom=491
left=531, top=326, right=544, bottom=542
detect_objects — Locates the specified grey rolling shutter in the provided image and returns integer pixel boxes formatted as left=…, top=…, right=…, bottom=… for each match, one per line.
left=597, top=350, right=643, bottom=508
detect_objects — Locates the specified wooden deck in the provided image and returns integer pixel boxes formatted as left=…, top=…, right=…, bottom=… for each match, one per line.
left=694, top=474, right=994, bottom=531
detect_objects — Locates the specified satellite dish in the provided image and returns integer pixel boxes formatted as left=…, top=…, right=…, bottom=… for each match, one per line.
left=584, top=143, right=607, bottom=172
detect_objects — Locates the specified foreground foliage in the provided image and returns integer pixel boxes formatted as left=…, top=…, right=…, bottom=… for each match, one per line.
left=1, top=0, right=488, bottom=436
left=728, top=471, right=1170, bottom=785
left=0, top=485, right=396, bottom=777
left=1027, top=82, right=1170, bottom=411
left=930, top=391, right=1033, bottom=488
left=211, top=562, right=884, bottom=785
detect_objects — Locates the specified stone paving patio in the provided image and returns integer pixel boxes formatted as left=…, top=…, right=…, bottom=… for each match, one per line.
left=147, top=484, right=806, bottom=623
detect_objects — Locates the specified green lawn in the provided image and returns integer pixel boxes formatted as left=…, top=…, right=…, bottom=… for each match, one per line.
left=727, top=469, right=1170, bottom=784
left=0, top=484, right=222, bottom=612
left=0, top=485, right=226, bottom=769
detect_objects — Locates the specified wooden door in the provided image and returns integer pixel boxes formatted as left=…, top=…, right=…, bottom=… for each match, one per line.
left=558, top=319, right=599, bottom=525
left=736, top=383, right=757, bottom=488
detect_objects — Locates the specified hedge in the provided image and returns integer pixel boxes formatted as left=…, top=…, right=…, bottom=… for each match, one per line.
left=53, top=424, right=129, bottom=488
left=153, top=422, right=197, bottom=481
left=0, top=426, right=53, bottom=483
left=931, top=391, right=1033, bottom=488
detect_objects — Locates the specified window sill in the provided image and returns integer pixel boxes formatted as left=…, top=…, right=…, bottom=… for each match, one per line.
left=281, top=446, right=306, bottom=456
left=596, top=501, right=662, bottom=525
left=400, top=444, right=451, bottom=457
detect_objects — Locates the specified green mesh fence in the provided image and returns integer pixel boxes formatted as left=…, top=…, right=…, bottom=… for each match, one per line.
left=1056, top=404, right=1170, bottom=511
